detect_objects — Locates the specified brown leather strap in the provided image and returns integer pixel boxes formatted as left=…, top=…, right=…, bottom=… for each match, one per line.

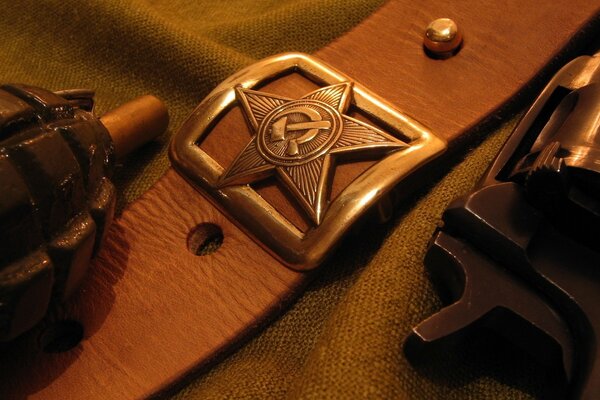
left=3, top=169, right=306, bottom=398
left=4, top=1, right=599, bottom=398
left=318, top=1, right=600, bottom=144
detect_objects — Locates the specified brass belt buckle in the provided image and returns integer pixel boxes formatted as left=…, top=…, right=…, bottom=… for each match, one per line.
left=170, top=53, right=446, bottom=270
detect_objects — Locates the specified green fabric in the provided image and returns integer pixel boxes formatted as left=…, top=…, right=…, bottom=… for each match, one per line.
left=0, top=1, right=546, bottom=398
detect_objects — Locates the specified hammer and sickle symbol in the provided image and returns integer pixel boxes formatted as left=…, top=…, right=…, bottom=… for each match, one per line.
left=270, top=106, right=331, bottom=156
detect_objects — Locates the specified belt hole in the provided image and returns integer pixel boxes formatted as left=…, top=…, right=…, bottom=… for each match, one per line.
left=187, top=223, right=224, bottom=256
left=40, top=320, right=84, bottom=353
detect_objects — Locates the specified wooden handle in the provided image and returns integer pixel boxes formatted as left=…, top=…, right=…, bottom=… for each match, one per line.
left=100, top=95, right=169, bottom=158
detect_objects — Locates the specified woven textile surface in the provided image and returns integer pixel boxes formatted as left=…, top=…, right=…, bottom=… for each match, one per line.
left=0, top=1, right=546, bottom=398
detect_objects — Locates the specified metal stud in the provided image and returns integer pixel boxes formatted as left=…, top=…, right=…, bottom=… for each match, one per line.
left=423, top=18, right=463, bottom=58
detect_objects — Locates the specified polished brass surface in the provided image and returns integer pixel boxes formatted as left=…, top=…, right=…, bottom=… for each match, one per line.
left=220, top=82, right=407, bottom=225
left=424, top=18, right=463, bottom=57
left=170, top=53, right=446, bottom=271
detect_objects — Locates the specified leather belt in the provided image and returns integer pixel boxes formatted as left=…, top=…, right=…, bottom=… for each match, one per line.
left=170, top=53, right=445, bottom=270
left=3, top=1, right=599, bottom=398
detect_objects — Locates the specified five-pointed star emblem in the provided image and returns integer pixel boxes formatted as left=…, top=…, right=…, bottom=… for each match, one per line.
left=218, top=82, right=407, bottom=225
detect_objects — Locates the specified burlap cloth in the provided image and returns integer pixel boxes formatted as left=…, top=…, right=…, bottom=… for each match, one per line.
left=0, top=1, right=548, bottom=398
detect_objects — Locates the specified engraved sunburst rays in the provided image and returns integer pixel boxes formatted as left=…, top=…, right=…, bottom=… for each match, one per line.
left=218, top=82, right=407, bottom=225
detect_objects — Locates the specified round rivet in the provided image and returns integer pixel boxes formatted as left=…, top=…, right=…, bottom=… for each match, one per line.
left=423, top=18, right=463, bottom=58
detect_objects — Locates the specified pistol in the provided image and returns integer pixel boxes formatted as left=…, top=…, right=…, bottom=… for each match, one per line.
left=405, top=52, right=600, bottom=399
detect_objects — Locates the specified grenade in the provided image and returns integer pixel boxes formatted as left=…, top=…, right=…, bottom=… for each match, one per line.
left=0, top=84, right=168, bottom=341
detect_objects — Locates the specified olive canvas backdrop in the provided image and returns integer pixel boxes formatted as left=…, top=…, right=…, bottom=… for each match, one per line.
left=0, top=1, right=546, bottom=398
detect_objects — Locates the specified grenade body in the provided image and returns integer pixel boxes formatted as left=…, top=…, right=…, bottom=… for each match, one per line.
left=0, top=84, right=115, bottom=341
